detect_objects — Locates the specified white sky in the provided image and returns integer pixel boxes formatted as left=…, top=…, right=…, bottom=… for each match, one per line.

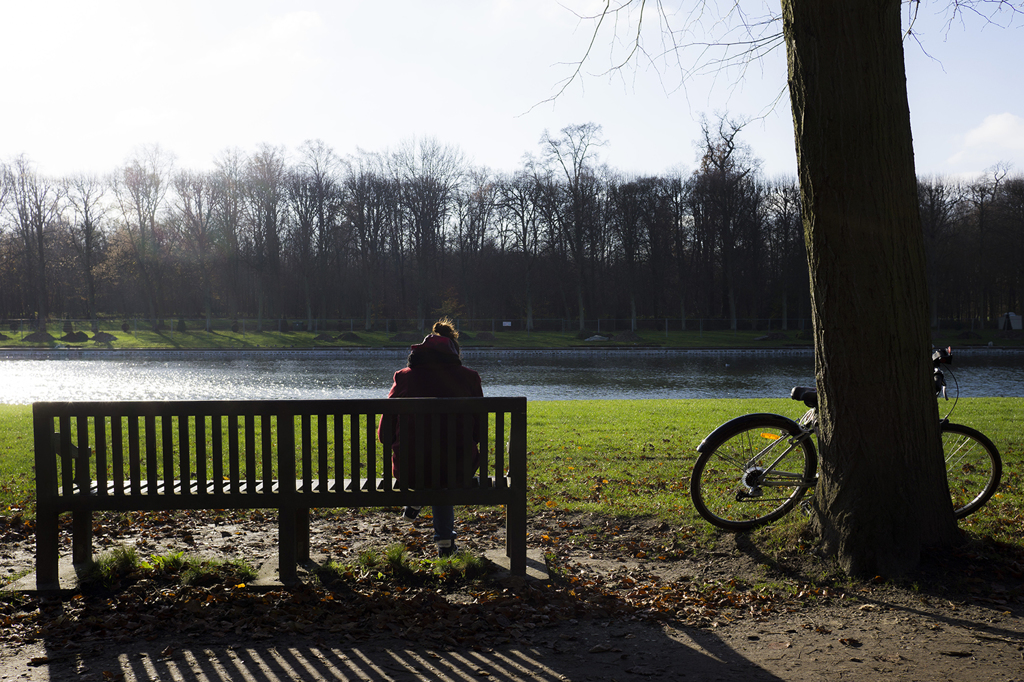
left=2, top=1, right=1022, bottom=180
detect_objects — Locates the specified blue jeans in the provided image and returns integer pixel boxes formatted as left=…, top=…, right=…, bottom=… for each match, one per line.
left=432, top=505, right=455, bottom=544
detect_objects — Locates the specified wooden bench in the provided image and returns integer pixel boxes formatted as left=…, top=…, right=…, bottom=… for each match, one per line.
left=34, top=397, right=528, bottom=590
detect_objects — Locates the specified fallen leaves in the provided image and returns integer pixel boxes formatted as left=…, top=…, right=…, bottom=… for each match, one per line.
left=0, top=508, right=846, bottom=653
left=1, top=547, right=823, bottom=654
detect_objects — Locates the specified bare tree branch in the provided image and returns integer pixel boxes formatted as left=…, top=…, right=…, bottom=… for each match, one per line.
left=529, top=1, right=785, bottom=122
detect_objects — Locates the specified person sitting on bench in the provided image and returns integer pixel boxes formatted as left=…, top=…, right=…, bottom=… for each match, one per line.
left=378, top=318, right=484, bottom=557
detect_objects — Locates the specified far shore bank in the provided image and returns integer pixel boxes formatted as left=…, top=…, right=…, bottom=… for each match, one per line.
left=3, top=325, right=1020, bottom=354
left=5, top=345, right=1024, bottom=361
left=1, top=345, right=823, bottom=358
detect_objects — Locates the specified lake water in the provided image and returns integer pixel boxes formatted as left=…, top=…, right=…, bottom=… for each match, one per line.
left=1, top=348, right=1022, bottom=403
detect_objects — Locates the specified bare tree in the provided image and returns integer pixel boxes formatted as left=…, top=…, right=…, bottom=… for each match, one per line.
left=6, top=155, right=64, bottom=330
left=1000, top=175, right=1024, bottom=316
left=496, top=158, right=548, bottom=331
left=0, top=161, right=17, bottom=320
left=664, top=172, right=696, bottom=328
left=918, top=175, right=963, bottom=328
left=607, top=175, right=647, bottom=331
left=0, top=161, right=10, bottom=218
left=452, top=166, right=496, bottom=321
left=242, top=145, right=288, bottom=331
left=964, top=164, right=1010, bottom=320
left=111, top=146, right=174, bottom=325
left=390, top=138, right=465, bottom=329
left=605, top=174, right=680, bottom=327
left=763, top=176, right=804, bottom=330
left=63, top=174, right=108, bottom=330
left=172, top=170, right=222, bottom=331
left=686, top=116, right=761, bottom=330
left=343, top=151, right=399, bottom=330
left=289, top=140, right=343, bottom=330
left=213, top=149, right=249, bottom=320
left=541, top=123, right=606, bottom=330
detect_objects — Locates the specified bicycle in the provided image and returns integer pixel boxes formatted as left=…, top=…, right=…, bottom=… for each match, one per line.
left=690, top=347, right=1002, bottom=531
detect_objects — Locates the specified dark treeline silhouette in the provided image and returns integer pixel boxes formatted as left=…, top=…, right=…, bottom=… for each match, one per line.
left=1, top=121, right=1021, bottom=333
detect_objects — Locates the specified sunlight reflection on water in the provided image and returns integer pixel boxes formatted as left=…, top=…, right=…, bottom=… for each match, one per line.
left=1, top=349, right=1021, bottom=404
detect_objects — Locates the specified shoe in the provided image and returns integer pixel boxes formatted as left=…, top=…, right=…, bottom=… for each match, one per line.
left=399, top=506, right=421, bottom=520
left=436, top=540, right=457, bottom=558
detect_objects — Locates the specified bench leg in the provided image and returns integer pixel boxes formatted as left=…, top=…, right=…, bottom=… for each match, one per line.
left=36, top=509, right=60, bottom=591
left=507, top=494, right=527, bottom=576
left=72, top=509, right=94, bottom=566
left=295, top=507, right=310, bottom=563
left=279, top=507, right=297, bottom=586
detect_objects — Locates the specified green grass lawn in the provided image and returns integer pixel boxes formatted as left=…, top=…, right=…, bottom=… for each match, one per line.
left=2, top=326, right=812, bottom=350
left=4, top=398, right=1022, bottom=547
left=2, top=324, right=1022, bottom=350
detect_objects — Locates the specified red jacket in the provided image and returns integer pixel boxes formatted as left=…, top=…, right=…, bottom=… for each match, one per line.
left=378, top=335, right=483, bottom=486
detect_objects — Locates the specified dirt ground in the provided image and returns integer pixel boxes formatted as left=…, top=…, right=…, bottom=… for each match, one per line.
left=2, top=509, right=1023, bottom=681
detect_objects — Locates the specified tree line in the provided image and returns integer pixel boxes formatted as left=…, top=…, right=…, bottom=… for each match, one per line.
left=1, top=120, right=1021, bottom=333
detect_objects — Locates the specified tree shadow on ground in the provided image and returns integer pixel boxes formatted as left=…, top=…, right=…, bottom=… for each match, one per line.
left=732, top=522, right=1024, bottom=644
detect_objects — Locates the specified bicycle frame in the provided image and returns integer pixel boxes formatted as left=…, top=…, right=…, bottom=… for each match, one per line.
left=746, top=428, right=818, bottom=490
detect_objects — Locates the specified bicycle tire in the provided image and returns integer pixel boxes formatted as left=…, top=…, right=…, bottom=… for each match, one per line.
left=691, top=413, right=818, bottom=531
left=941, top=422, right=1002, bottom=518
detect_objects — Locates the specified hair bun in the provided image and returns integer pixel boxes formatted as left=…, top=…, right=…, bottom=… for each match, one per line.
left=432, top=318, right=459, bottom=340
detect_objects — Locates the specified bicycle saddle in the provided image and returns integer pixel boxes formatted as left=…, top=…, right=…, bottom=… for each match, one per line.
left=791, top=386, right=818, bottom=408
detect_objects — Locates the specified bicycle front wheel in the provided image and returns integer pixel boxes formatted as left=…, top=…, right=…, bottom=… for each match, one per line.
left=941, top=422, right=1002, bottom=518
left=691, top=414, right=817, bottom=531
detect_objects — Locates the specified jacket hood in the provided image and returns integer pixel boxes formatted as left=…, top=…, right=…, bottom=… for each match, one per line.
left=411, top=334, right=460, bottom=356
left=407, top=334, right=462, bottom=368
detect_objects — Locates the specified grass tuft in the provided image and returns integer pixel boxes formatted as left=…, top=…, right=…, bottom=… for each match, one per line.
left=91, top=545, right=142, bottom=585
left=319, top=543, right=494, bottom=587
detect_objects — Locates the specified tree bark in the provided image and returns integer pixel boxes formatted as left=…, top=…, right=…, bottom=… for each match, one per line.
left=782, top=0, right=960, bottom=575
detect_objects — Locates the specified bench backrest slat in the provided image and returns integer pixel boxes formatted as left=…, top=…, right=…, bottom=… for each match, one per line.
left=128, top=417, right=141, bottom=496
left=210, top=418, right=223, bottom=494
left=162, top=416, right=174, bottom=494
left=378, top=412, right=393, bottom=493
left=111, top=417, right=124, bottom=495
left=493, top=412, right=505, bottom=488
left=195, top=415, right=207, bottom=496
left=466, top=411, right=477, bottom=485
left=227, top=415, right=239, bottom=495
left=74, top=415, right=88, bottom=492
left=144, top=415, right=157, bottom=494
left=348, top=413, right=359, bottom=489
left=261, top=414, right=274, bottom=492
left=95, top=415, right=109, bottom=494
left=58, top=415, right=73, bottom=493
left=177, top=416, right=190, bottom=496
left=320, top=413, right=330, bottom=492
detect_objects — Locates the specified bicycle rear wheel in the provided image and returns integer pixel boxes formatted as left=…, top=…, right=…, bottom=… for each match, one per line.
left=691, top=414, right=817, bottom=531
left=941, top=422, right=1002, bottom=518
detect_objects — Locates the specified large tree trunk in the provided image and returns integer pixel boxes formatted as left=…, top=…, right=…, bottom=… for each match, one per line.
left=782, top=0, right=960, bottom=576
